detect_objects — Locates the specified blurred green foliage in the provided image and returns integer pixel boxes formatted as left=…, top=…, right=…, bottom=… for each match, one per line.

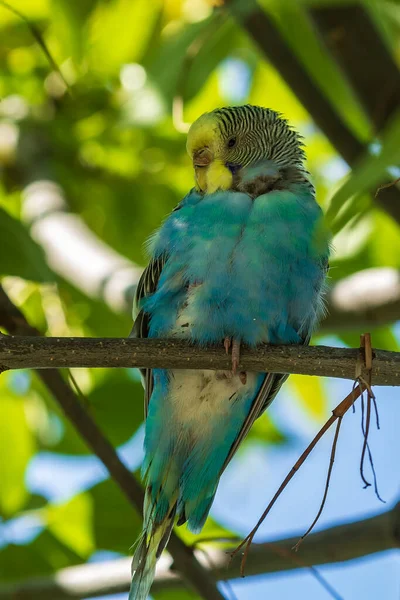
left=0, top=0, right=400, bottom=594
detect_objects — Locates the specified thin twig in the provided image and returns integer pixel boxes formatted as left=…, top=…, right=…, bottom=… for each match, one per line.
left=230, top=386, right=363, bottom=575
left=292, top=417, right=343, bottom=551
left=290, top=334, right=384, bottom=554
left=359, top=389, right=372, bottom=488
left=67, top=369, right=90, bottom=410
left=263, top=542, right=344, bottom=600
left=307, top=566, right=344, bottom=600
left=0, top=0, right=71, bottom=94
left=372, top=394, right=381, bottom=429
left=362, top=403, right=385, bottom=503
left=375, top=177, right=400, bottom=197
left=358, top=334, right=385, bottom=502
left=360, top=410, right=386, bottom=504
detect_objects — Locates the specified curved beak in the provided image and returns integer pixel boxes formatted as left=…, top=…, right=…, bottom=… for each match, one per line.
left=193, top=147, right=213, bottom=168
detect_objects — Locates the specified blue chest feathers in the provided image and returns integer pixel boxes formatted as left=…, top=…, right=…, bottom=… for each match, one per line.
left=142, top=186, right=327, bottom=346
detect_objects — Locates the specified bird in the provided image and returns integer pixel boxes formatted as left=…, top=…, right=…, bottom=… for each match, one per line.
left=129, top=104, right=330, bottom=599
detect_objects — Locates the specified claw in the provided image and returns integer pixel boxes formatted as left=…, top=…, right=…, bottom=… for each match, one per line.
left=223, top=337, right=247, bottom=385
left=224, top=337, right=231, bottom=354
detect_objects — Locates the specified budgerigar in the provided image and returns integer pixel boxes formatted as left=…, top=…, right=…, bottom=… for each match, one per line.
left=130, top=105, right=330, bottom=599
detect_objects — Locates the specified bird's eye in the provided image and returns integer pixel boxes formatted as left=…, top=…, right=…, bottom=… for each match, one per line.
left=227, top=137, right=236, bottom=148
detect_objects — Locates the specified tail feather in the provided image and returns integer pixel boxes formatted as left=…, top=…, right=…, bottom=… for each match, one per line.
left=129, top=502, right=176, bottom=600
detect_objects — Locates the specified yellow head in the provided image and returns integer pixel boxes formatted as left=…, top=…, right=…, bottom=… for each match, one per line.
left=186, top=112, right=232, bottom=193
left=186, top=105, right=305, bottom=194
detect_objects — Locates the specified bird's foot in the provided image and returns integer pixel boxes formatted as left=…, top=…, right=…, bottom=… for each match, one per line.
left=223, top=337, right=247, bottom=385
left=224, top=336, right=231, bottom=354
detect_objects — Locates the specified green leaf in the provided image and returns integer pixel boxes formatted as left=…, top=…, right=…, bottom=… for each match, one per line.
left=147, top=14, right=235, bottom=104
left=328, top=195, right=372, bottom=237
left=249, top=61, right=309, bottom=123
left=86, top=372, right=145, bottom=448
left=326, top=112, right=400, bottom=228
left=88, top=0, right=162, bottom=76
left=44, top=493, right=95, bottom=558
left=51, top=0, right=98, bottom=63
left=52, top=370, right=144, bottom=455
left=90, top=477, right=142, bottom=553
left=247, top=412, right=287, bottom=445
left=0, top=391, right=35, bottom=517
left=368, top=210, right=400, bottom=268
left=260, top=0, right=371, bottom=140
left=330, top=213, right=373, bottom=264
left=289, top=375, right=328, bottom=420
left=24, top=492, right=48, bottom=511
left=176, top=515, right=238, bottom=549
left=183, top=18, right=237, bottom=102
left=0, top=207, right=53, bottom=282
left=339, top=325, right=399, bottom=352
left=0, top=530, right=82, bottom=582
left=146, top=18, right=211, bottom=102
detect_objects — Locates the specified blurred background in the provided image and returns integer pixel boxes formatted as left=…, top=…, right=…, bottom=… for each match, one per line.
left=0, top=0, right=400, bottom=599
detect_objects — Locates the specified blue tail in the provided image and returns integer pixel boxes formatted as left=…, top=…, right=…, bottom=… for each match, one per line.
left=129, top=494, right=176, bottom=600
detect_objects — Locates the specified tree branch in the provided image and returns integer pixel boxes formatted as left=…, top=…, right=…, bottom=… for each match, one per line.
left=1, top=503, right=398, bottom=599
left=0, top=334, right=399, bottom=386
left=0, top=287, right=225, bottom=600
left=226, top=0, right=400, bottom=224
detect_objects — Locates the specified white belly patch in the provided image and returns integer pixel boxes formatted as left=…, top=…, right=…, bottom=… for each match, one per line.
left=168, top=368, right=257, bottom=429
left=167, top=284, right=257, bottom=431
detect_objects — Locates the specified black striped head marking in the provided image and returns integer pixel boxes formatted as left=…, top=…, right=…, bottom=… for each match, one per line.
left=187, top=104, right=306, bottom=169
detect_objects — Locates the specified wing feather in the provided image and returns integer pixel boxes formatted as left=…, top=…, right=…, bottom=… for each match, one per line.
left=130, top=256, right=166, bottom=416
left=221, top=372, right=287, bottom=474
left=130, top=202, right=185, bottom=414
left=221, top=336, right=311, bottom=474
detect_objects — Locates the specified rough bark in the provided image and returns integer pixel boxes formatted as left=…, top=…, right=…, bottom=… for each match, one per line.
left=0, top=334, right=399, bottom=386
